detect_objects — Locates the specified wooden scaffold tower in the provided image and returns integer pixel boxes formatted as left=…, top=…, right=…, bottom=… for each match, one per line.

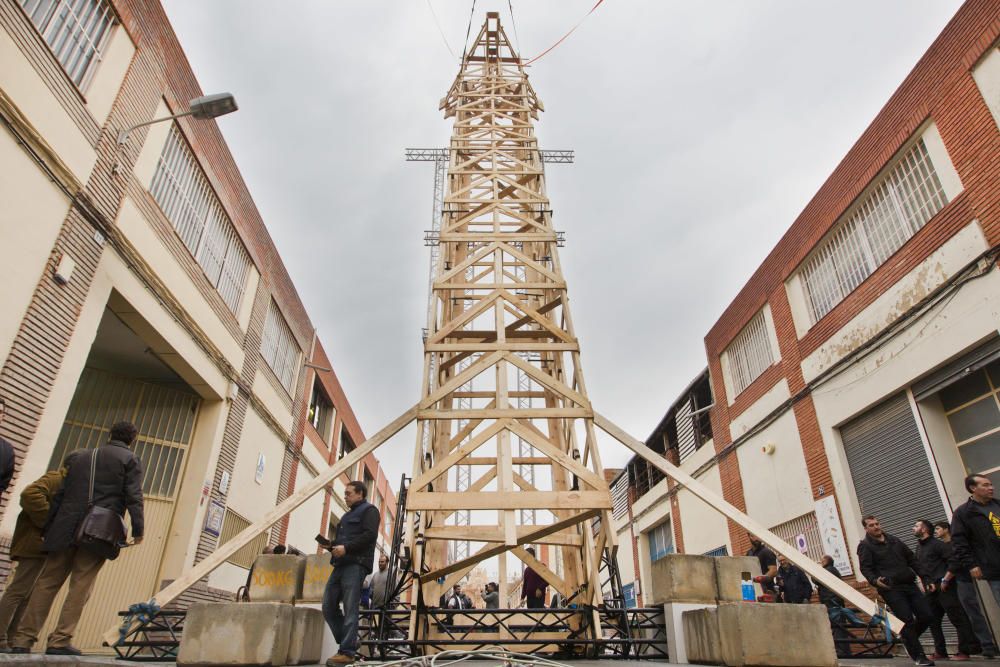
left=404, top=10, right=615, bottom=647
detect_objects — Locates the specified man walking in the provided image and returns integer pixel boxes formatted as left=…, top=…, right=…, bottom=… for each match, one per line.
left=913, top=519, right=979, bottom=661
left=951, top=475, right=1000, bottom=609
left=12, top=421, right=144, bottom=655
left=323, top=481, right=379, bottom=666
left=364, top=553, right=393, bottom=610
left=746, top=534, right=778, bottom=596
left=857, top=515, right=934, bottom=666
left=0, top=398, right=16, bottom=495
left=0, top=468, right=65, bottom=649
left=521, top=547, right=547, bottom=608
left=938, top=520, right=997, bottom=658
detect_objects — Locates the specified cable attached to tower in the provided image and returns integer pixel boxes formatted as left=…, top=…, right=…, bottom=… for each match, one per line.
left=524, top=0, right=606, bottom=66
left=461, top=0, right=478, bottom=61
left=425, top=0, right=457, bottom=59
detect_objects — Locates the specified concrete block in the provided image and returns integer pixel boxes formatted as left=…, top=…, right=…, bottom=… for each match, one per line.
left=286, top=606, right=324, bottom=665
left=714, top=556, right=763, bottom=603
left=715, top=602, right=837, bottom=667
left=683, top=607, right=723, bottom=665
left=300, top=554, right=333, bottom=603
left=249, top=555, right=305, bottom=603
left=648, top=554, right=719, bottom=604
left=178, top=602, right=293, bottom=666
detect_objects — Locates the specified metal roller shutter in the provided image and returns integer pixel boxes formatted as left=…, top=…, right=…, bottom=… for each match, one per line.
left=841, top=392, right=955, bottom=650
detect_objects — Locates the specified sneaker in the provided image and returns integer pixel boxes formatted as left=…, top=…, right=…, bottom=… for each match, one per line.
left=951, top=654, right=970, bottom=662
left=45, top=645, right=82, bottom=656
left=915, top=658, right=936, bottom=667
left=326, top=654, right=356, bottom=666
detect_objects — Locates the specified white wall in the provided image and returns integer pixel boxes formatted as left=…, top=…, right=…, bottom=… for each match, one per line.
left=677, top=466, right=730, bottom=555
left=285, top=464, right=326, bottom=555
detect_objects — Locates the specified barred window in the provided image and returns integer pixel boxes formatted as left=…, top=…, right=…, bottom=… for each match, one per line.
left=260, top=300, right=300, bottom=394
left=726, top=309, right=775, bottom=396
left=648, top=521, right=674, bottom=562
left=219, top=509, right=268, bottom=569
left=611, top=474, right=630, bottom=520
left=800, top=138, right=948, bottom=323
left=149, top=125, right=252, bottom=314
left=20, top=0, right=116, bottom=88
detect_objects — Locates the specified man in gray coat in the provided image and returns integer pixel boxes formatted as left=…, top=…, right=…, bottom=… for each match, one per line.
left=11, top=421, right=144, bottom=655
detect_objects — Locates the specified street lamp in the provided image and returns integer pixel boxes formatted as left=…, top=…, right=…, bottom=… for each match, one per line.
left=116, top=92, right=238, bottom=146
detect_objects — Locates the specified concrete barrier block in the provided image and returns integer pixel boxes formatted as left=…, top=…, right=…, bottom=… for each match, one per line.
left=682, top=607, right=723, bottom=665
left=714, top=556, right=763, bottom=603
left=286, top=606, right=324, bottom=665
left=300, top=554, right=333, bottom=603
left=716, top=602, right=837, bottom=667
left=249, top=555, right=306, bottom=603
left=648, top=554, right=718, bottom=604
left=178, top=602, right=293, bottom=666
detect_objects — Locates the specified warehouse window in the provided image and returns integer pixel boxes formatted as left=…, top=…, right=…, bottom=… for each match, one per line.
left=219, top=509, right=268, bottom=569
left=260, top=300, right=301, bottom=394
left=308, top=382, right=334, bottom=442
left=799, top=138, right=947, bottom=323
left=149, top=125, right=252, bottom=314
left=725, top=309, right=775, bottom=397
left=647, top=521, right=674, bottom=562
left=611, top=474, right=630, bottom=520
left=20, top=0, right=116, bottom=89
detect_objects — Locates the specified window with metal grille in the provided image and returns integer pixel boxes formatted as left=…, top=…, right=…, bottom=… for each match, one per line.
left=799, top=138, right=947, bottom=323
left=20, top=0, right=116, bottom=89
left=260, top=300, right=301, bottom=395
left=703, top=545, right=729, bottom=557
left=149, top=125, right=252, bottom=314
left=769, top=512, right=825, bottom=560
left=611, top=474, right=630, bottom=520
left=647, top=521, right=675, bottom=562
left=726, top=309, right=775, bottom=396
left=219, top=509, right=268, bottom=569
left=308, top=382, right=334, bottom=442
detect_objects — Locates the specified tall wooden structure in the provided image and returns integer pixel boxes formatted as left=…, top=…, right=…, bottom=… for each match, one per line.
left=405, top=11, right=615, bottom=638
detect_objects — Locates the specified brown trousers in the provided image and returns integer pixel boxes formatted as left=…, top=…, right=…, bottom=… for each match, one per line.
left=0, top=558, right=45, bottom=645
left=12, top=547, right=105, bottom=649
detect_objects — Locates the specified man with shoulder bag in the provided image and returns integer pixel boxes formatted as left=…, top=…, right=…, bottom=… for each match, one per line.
left=11, top=421, right=145, bottom=655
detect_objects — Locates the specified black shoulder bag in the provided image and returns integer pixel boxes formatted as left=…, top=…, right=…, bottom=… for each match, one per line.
left=73, top=448, right=127, bottom=560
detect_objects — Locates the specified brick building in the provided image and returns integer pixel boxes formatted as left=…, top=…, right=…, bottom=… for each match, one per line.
left=0, top=0, right=394, bottom=649
left=618, top=0, right=1000, bottom=627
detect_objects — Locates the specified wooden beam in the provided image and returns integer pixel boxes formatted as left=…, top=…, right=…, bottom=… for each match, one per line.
left=417, top=408, right=591, bottom=419
left=407, top=491, right=611, bottom=511
left=423, top=525, right=582, bottom=546
left=511, top=546, right=572, bottom=599
left=593, top=411, right=903, bottom=634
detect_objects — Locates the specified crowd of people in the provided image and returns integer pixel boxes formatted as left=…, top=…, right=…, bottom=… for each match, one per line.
left=0, top=419, right=145, bottom=656
left=745, top=473, right=1000, bottom=667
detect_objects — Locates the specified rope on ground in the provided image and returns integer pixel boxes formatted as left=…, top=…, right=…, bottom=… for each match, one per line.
left=117, top=601, right=160, bottom=644
left=366, top=648, right=579, bottom=667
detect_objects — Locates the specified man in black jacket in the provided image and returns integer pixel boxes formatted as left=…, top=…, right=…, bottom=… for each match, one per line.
left=11, top=421, right=144, bottom=655
left=746, top=534, right=778, bottom=595
left=323, top=481, right=379, bottom=665
left=951, top=475, right=1000, bottom=612
left=938, top=520, right=997, bottom=658
left=775, top=555, right=812, bottom=603
left=857, top=515, right=934, bottom=666
left=0, top=398, right=16, bottom=495
left=913, top=519, right=978, bottom=661
left=814, top=555, right=845, bottom=608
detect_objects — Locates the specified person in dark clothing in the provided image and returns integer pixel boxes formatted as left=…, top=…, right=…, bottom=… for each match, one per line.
left=950, top=475, right=1000, bottom=611
left=0, top=398, right=16, bottom=495
left=857, top=515, right=934, bottom=666
left=913, top=519, right=979, bottom=661
left=746, top=534, right=778, bottom=594
left=322, top=481, right=380, bottom=666
left=775, top=555, right=812, bottom=603
left=0, top=468, right=65, bottom=650
left=521, top=547, right=547, bottom=608
left=813, top=555, right=845, bottom=608
left=12, top=421, right=144, bottom=655
left=938, top=520, right=997, bottom=658
left=440, top=583, right=472, bottom=609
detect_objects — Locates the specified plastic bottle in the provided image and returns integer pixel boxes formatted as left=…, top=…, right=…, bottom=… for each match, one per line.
left=740, top=571, right=755, bottom=602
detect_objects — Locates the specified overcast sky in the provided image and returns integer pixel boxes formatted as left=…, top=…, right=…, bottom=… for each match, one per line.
left=160, top=1, right=964, bottom=490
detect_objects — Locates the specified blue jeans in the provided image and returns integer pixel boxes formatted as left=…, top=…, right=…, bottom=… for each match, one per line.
left=322, top=563, right=364, bottom=656
left=956, top=579, right=999, bottom=653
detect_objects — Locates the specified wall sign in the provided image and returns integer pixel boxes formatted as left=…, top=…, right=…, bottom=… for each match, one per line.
left=255, top=453, right=266, bottom=485
left=220, top=470, right=231, bottom=495
left=815, top=495, right=852, bottom=575
left=204, top=500, right=225, bottom=537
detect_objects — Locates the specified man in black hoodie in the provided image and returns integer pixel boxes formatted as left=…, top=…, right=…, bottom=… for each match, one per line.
left=857, top=515, right=934, bottom=666
left=950, top=475, right=1000, bottom=611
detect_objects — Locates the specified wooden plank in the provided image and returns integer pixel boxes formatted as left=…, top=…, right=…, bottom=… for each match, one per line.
left=101, top=404, right=418, bottom=645
left=407, top=491, right=611, bottom=511
left=417, top=408, right=591, bottom=419
left=593, top=411, right=904, bottom=634
left=511, top=546, right=572, bottom=599
left=424, top=525, right=582, bottom=546
left=507, top=420, right=605, bottom=490
left=410, top=420, right=507, bottom=491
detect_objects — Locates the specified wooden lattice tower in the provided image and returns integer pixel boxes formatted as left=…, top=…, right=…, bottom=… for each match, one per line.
left=404, top=12, right=616, bottom=638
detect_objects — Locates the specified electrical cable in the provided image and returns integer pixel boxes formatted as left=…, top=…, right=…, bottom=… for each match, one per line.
left=523, top=0, right=606, bottom=66
left=424, top=0, right=457, bottom=60
left=507, top=0, right=521, bottom=58
left=461, top=0, right=478, bottom=61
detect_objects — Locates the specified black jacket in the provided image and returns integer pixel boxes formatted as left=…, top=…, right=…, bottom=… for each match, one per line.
left=951, top=497, right=1000, bottom=580
left=44, top=442, right=145, bottom=553
left=0, top=437, right=15, bottom=495
left=776, top=564, right=813, bottom=603
left=857, top=532, right=918, bottom=588
left=915, top=536, right=951, bottom=584
left=331, top=499, right=380, bottom=574
left=814, top=562, right=845, bottom=608
left=746, top=543, right=777, bottom=591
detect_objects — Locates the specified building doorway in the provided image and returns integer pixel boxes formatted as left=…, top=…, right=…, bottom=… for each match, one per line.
left=38, top=308, right=200, bottom=651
